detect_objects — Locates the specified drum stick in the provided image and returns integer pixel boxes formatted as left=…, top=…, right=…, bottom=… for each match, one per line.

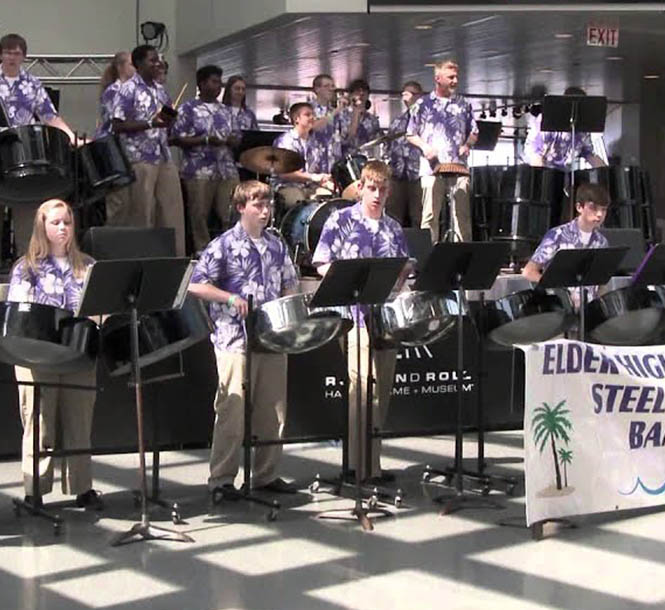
left=173, top=83, right=188, bottom=109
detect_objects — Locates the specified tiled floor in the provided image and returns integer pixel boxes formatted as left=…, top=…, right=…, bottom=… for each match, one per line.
left=0, top=433, right=662, bottom=610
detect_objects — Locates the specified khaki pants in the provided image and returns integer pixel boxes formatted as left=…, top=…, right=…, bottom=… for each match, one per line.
left=105, top=186, right=131, bottom=226
left=347, top=328, right=397, bottom=479
left=386, top=178, right=423, bottom=227
left=183, top=177, right=239, bottom=252
left=128, top=162, right=186, bottom=255
left=209, top=350, right=287, bottom=489
left=420, top=174, right=471, bottom=243
left=16, top=365, right=97, bottom=496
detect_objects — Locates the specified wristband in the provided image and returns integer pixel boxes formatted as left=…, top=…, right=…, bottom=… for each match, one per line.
left=227, top=294, right=236, bottom=306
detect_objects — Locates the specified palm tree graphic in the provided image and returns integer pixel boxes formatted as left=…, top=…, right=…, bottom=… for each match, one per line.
left=558, top=448, right=573, bottom=487
left=532, top=400, right=573, bottom=490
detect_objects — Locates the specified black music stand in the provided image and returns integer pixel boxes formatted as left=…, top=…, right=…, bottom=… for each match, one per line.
left=539, top=247, right=627, bottom=341
left=415, top=242, right=508, bottom=514
left=77, top=258, right=194, bottom=546
left=631, top=244, right=665, bottom=286
left=310, top=256, right=408, bottom=531
left=541, top=94, right=607, bottom=218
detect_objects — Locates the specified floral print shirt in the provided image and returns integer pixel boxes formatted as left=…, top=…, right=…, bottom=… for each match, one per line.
left=8, top=255, right=93, bottom=313
left=311, top=99, right=342, bottom=170
left=228, top=105, right=258, bottom=131
left=0, top=68, right=57, bottom=126
left=273, top=128, right=331, bottom=188
left=387, top=109, right=422, bottom=182
left=333, top=107, right=380, bottom=157
left=191, top=222, right=299, bottom=352
left=312, top=202, right=409, bottom=325
left=94, top=79, right=121, bottom=139
left=523, top=114, right=595, bottom=170
left=112, top=72, right=172, bottom=164
left=406, top=91, right=477, bottom=176
left=173, top=99, right=240, bottom=180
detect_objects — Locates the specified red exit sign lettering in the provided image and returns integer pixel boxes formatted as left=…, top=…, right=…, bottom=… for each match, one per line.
left=587, top=25, right=619, bottom=48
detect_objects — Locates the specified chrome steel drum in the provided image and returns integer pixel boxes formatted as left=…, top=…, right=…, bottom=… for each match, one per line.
left=280, top=198, right=354, bottom=254
left=372, top=290, right=464, bottom=349
left=0, top=125, right=73, bottom=203
left=101, top=294, right=212, bottom=376
left=0, top=302, right=98, bottom=373
left=585, top=285, right=665, bottom=346
left=485, top=288, right=574, bottom=346
left=253, top=293, right=353, bottom=354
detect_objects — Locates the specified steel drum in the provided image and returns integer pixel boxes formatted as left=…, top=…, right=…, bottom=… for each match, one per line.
left=280, top=198, right=354, bottom=254
left=372, top=290, right=464, bottom=349
left=585, top=285, right=665, bottom=346
left=485, top=288, right=574, bottom=346
left=77, top=134, right=135, bottom=204
left=575, top=166, right=646, bottom=231
left=101, top=294, right=212, bottom=376
left=253, top=293, right=352, bottom=354
left=0, top=302, right=98, bottom=373
left=0, top=124, right=73, bottom=203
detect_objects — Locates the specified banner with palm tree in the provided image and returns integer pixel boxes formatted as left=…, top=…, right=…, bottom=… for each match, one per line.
left=523, top=339, right=665, bottom=526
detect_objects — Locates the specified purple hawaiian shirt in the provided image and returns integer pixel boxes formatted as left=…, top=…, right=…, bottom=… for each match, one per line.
left=273, top=128, right=330, bottom=187
left=8, top=255, right=94, bottom=313
left=531, top=218, right=609, bottom=300
left=312, top=202, right=409, bottom=325
left=312, top=100, right=342, bottom=170
left=0, top=68, right=57, bottom=126
left=173, top=99, right=240, bottom=180
left=333, top=108, right=380, bottom=157
left=406, top=91, right=477, bottom=177
left=387, top=109, right=422, bottom=182
left=112, top=72, right=172, bottom=164
left=523, top=114, right=595, bottom=170
left=228, top=106, right=258, bottom=131
left=190, top=222, right=299, bottom=352
left=94, top=80, right=121, bottom=139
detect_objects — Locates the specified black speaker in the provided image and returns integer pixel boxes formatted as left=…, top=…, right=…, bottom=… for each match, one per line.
left=81, top=227, right=176, bottom=260
left=600, top=228, right=646, bottom=274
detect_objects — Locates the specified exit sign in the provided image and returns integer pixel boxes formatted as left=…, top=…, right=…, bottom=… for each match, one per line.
left=587, top=24, right=619, bottom=47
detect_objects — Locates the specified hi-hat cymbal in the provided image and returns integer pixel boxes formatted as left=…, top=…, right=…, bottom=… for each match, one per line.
left=358, top=130, right=406, bottom=151
left=239, top=146, right=304, bottom=175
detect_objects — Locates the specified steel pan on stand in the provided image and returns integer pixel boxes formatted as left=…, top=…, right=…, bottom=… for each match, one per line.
left=253, top=292, right=353, bottom=354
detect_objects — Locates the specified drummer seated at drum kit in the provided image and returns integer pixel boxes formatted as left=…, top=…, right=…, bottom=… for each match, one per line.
left=188, top=180, right=301, bottom=499
left=522, top=182, right=610, bottom=308
left=272, top=102, right=335, bottom=209
left=7, top=199, right=103, bottom=510
left=312, top=160, right=411, bottom=483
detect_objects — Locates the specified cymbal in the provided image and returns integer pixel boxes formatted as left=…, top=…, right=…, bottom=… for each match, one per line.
left=239, top=146, right=304, bottom=174
left=358, top=131, right=406, bottom=151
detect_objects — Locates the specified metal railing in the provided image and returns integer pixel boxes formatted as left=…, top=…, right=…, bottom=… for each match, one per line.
left=23, top=54, right=114, bottom=85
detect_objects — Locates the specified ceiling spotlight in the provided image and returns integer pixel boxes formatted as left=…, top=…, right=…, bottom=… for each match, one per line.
left=555, top=33, right=573, bottom=39
left=606, top=56, right=624, bottom=61
left=530, top=103, right=542, bottom=117
left=140, top=21, right=166, bottom=42
left=414, top=24, right=432, bottom=30
left=480, top=110, right=487, bottom=119
left=644, top=74, right=660, bottom=79
left=512, top=106, right=523, bottom=119
left=501, top=107, right=508, bottom=117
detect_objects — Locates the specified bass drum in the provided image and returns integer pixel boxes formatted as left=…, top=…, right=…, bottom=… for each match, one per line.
left=101, top=295, right=212, bottom=376
left=280, top=198, right=354, bottom=254
left=0, top=125, right=73, bottom=204
left=253, top=293, right=353, bottom=354
left=485, top=288, right=574, bottom=347
left=372, top=290, right=464, bottom=349
left=77, top=134, right=135, bottom=204
left=585, top=285, right=665, bottom=346
left=0, top=302, right=98, bottom=373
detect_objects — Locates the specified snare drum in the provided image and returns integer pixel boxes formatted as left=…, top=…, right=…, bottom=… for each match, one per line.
left=484, top=288, right=574, bottom=346
left=280, top=198, right=354, bottom=254
left=253, top=292, right=353, bottom=354
left=372, top=290, right=464, bottom=349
